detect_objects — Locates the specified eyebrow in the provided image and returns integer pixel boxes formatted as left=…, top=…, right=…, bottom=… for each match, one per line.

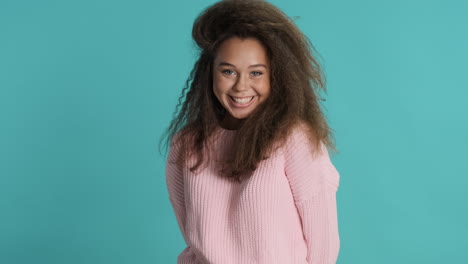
left=218, top=62, right=268, bottom=69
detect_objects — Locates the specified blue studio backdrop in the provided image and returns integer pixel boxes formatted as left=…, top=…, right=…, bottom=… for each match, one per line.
left=0, top=0, right=467, bottom=263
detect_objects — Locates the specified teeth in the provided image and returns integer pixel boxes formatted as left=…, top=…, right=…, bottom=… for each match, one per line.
left=231, top=96, right=254, bottom=104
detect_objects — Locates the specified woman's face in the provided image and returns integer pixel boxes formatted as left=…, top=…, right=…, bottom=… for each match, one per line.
left=212, top=37, right=271, bottom=128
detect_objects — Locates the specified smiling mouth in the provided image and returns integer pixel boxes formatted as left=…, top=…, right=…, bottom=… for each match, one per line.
left=229, top=96, right=254, bottom=104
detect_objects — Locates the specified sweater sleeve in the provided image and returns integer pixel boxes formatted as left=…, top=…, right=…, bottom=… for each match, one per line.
left=284, top=126, right=341, bottom=264
left=165, top=133, right=191, bottom=252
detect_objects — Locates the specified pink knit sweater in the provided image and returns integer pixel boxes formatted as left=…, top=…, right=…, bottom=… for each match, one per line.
left=165, top=124, right=341, bottom=264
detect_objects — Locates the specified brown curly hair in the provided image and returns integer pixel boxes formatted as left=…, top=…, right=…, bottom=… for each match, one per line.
left=159, top=0, right=338, bottom=182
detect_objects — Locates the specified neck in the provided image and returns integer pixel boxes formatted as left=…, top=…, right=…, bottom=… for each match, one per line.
left=220, top=113, right=244, bottom=130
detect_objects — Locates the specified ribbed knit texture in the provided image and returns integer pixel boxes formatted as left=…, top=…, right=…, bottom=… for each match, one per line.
left=165, top=124, right=340, bottom=264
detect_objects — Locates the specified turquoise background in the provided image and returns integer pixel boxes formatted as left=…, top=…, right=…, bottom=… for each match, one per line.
left=1, top=0, right=467, bottom=263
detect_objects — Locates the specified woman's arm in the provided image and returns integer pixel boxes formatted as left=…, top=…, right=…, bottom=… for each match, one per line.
left=165, top=134, right=189, bottom=245
left=295, top=184, right=340, bottom=264
left=284, top=126, right=341, bottom=264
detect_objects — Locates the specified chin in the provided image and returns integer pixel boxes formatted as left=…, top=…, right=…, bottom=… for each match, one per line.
left=231, top=114, right=249, bottom=119
left=228, top=109, right=254, bottom=119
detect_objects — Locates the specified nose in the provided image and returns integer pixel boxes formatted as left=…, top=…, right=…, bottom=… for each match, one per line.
left=233, top=73, right=249, bottom=92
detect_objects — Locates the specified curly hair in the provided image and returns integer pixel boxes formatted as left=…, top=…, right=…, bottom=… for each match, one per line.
left=159, top=0, right=337, bottom=183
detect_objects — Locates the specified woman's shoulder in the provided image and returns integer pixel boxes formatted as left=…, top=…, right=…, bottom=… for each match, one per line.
left=283, top=120, right=324, bottom=157
left=286, top=120, right=314, bottom=143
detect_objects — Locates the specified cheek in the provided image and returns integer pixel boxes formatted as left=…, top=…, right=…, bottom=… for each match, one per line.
left=212, top=81, right=226, bottom=102
left=213, top=78, right=230, bottom=93
left=212, top=85, right=222, bottom=101
left=260, top=80, right=271, bottom=96
left=212, top=75, right=221, bottom=93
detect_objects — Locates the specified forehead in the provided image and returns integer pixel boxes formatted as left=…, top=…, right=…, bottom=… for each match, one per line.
left=214, top=37, right=269, bottom=65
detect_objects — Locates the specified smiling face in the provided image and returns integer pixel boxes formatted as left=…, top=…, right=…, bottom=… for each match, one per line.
left=212, top=36, right=271, bottom=129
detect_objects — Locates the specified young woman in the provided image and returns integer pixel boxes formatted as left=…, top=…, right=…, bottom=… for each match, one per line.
left=161, top=0, right=341, bottom=263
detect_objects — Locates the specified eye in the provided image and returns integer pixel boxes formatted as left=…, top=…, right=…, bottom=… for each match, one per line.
left=251, top=71, right=263, bottom=77
left=222, top=69, right=235, bottom=76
